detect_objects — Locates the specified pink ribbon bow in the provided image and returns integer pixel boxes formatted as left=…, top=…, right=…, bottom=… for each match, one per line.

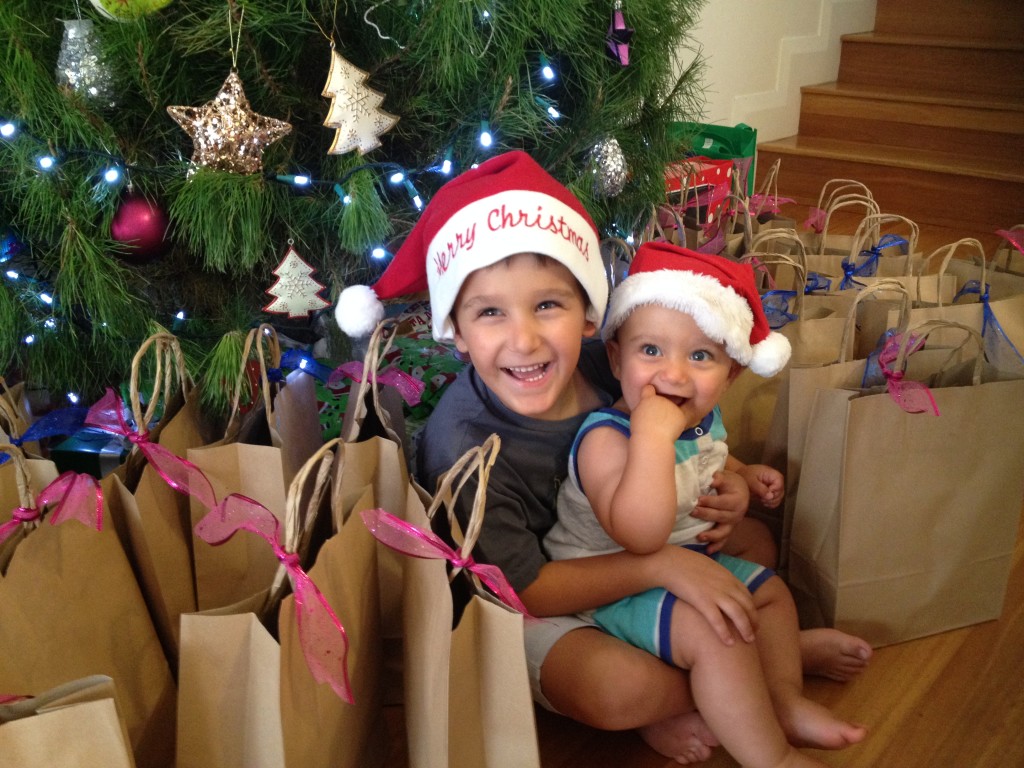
left=328, top=362, right=425, bottom=406
left=996, top=228, right=1024, bottom=255
left=0, top=471, right=103, bottom=545
left=194, top=494, right=353, bottom=703
left=360, top=508, right=531, bottom=616
left=803, top=207, right=826, bottom=233
left=878, top=334, right=940, bottom=415
left=749, top=193, right=795, bottom=217
left=85, top=389, right=216, bottom=510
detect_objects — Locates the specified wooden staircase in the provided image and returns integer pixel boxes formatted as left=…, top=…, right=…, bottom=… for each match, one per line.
left=757, top=0, right=1024, bottom=252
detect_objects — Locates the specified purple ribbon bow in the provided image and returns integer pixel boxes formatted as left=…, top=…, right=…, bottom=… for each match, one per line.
left=328, top=361, right=425, bottom=407
left=195, top=494, right=354, bottom=703
left=85, top=388, right=216, bottom=510
left=877, top=333, right=940, bottom=415
left=0, top=471, right=103, bottom=545
left=360, top=508, right=531, bottom=616
left=803, top=207, right=826, bottom=233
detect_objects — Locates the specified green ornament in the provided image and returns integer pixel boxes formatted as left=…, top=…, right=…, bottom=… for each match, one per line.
left=88, top=0, right=173, bottom=21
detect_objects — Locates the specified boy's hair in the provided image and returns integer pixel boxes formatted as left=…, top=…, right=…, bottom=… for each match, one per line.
left=604, top=242, right=791, bottom=377
left=334, top=151, right=608, bottom=342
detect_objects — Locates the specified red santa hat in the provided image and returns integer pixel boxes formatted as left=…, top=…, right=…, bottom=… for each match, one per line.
left=603, top=242, right=791, bottom=377
left=334, top=151, right=608, bottom=341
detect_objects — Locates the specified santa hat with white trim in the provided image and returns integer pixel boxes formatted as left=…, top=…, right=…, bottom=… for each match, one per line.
left=603, top=242, right=791, bottom=377
left=335, top=151, right=608, bottom=341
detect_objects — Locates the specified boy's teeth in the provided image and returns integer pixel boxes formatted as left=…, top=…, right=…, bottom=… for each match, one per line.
left=506, top=364, right=545, bottom=381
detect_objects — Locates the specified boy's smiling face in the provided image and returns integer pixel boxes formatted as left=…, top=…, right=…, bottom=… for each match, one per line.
left=451, top=253, right=598, bottom=421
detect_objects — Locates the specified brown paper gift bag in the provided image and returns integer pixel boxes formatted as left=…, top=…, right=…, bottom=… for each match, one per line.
left=177, top=438, right=340, bottom=768
left=0, top=676, right=136, bottom=768
left=722, top=252, right=852, bottom=467
left=788, top=321, right=1024, bottom=646
left=364, top=434, right=540, bottom=768
left=188, top=324, right=324, bottom=611
left=176, top=609, right=285, bottom=768
left=0, top=448, right=176, bottom=768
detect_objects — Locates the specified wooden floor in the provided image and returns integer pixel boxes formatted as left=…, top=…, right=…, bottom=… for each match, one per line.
left=530, top=512, right=1024, bottom=767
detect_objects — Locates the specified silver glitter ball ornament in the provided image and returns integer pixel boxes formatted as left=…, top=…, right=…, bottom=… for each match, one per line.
left=56, top=19, right=117, bottom=109
left=588, top=136, right=629, bottom=198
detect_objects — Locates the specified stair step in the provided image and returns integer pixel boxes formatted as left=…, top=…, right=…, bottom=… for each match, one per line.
left=757, top=136, right=1024, bottom=234
left=798, top=82, right=1024, bottom=159
left=838, top=33, right=1024, bottom=99
left=874, top=0, right=1024, bottom=42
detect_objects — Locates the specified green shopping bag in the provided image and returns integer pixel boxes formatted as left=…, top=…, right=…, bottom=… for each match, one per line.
left=669, top=121, right=758, bottom=195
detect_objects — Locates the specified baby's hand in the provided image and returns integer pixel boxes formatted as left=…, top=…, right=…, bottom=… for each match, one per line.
left=739, top=464, right=785, bottom=510
left=630, top=384, right=688, bottom=441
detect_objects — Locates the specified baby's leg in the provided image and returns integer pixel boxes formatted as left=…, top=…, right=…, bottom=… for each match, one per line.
left=669, top=597, right=826, bottom=768
left=751, top=577, right=868, bottom=749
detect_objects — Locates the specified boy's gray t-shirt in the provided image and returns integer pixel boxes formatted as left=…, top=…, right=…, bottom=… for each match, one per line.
left=414, top=341, right=616, bottom=594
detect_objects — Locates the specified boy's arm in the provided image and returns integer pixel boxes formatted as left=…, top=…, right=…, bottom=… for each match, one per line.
left=521, top=546, right=758, bottom=645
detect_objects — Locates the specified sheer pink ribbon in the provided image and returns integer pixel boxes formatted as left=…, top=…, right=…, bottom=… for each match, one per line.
left=85, top=388, right=216, bottom=510
left=360, top=508, right=531, bottom=616
left=996, top=228, right=1024, bottom=254
left=749, top=193, right=795, bottom=217
left=0, top=471, right=103, bottom=545
left=328, top=361, right=425, bottom=406
left=194, top=494, right=353, bottom=703
left=803, top=207, right=826, bottom=233
left=878, top=334, right=940, bottom=415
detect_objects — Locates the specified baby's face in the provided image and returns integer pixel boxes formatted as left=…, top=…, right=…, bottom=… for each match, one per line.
left=607, top=304, right=739, bottom=429
left=450, top=253, right=596, bottom=421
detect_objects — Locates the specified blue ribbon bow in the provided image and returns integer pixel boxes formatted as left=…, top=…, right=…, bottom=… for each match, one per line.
left=761, top=290, right=798, bottom=329
left=0, top=406, right=88, bottom=465
left=840, top=234, right=907, bottom=290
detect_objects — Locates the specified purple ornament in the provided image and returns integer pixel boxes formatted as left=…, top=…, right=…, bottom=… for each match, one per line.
left=111, top=192, right=171, bottom=263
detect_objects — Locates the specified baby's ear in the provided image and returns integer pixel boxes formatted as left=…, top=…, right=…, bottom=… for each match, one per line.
left=581, top=318, right=598, bottom=339
left=728, top=361, right=745, bottom=382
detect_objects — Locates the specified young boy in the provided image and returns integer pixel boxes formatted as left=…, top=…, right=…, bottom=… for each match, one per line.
left=545, top=242, right=866, bottom=766
left=335, top=150, right=869, bottom=761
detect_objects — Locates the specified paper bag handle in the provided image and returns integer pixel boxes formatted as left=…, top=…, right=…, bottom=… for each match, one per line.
left=921, top=238, right=987, bottom=308
left=342, top=318, right=404, bottom=444
left=814, top=179, right=874, bottom=215
left=894, top=320, right=985, bottom=385
left=0, top=442, right=34, bottom=510
left=848, top=213, right=920, bottom=268
left=264, top=436, right=344, bottom=612
left=128, top=331, right=192, bottom=433
left=839, top=279, right=912, bottom=363
left=223, top=323, right=281, bottom=440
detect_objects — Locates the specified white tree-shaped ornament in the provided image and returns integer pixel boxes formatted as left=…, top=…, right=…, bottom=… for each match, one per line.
left=322, top=46, right=398, bottom=155
left=263, top=243, right=331, bottom=319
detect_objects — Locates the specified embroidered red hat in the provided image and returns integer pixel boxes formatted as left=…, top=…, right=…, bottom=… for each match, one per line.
left=334, top=151, right=608, bottom=340
left=604, top=241, right=791, bottom=377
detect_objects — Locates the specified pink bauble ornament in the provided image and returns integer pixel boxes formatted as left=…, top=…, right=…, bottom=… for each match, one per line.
left=111, top=193, right=171, bottom=263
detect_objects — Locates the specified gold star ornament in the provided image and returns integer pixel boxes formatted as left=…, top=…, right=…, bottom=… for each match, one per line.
left=167, top=70, right=292, bottom=174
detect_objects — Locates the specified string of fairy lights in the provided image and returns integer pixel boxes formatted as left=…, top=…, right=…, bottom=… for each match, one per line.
left=0, top=51, right=618, bottom=404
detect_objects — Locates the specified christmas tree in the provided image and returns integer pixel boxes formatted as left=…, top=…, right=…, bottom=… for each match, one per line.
left=0, top=0, right=707, bottom=409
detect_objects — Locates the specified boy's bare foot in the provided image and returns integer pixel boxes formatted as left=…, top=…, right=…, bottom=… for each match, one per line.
left=800, top=627, right=873, bottom=682
left=774, top=692, right=868, bottom=750
left=638, top=711, right=720, bottom=764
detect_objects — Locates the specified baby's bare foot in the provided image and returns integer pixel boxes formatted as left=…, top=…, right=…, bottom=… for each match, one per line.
left=800, top=627, right=873, bottom=682
left=776, top=693, right=867, bottom=750
left=638, top=710, right=720, bottom=764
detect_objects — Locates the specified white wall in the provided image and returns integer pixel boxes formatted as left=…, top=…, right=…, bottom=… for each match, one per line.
left=684, top=0, right=877, bottom=142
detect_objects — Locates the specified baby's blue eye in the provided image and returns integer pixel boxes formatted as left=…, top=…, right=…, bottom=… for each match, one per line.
left=641, top=344, right=660, bottom=356
left=691, top=350, right=710, bottom=362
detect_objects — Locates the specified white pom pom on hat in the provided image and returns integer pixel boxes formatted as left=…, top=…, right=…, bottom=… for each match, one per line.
left=334, top=151, right=608, bottom=341
left=603, top=242, right=792, bottom=377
